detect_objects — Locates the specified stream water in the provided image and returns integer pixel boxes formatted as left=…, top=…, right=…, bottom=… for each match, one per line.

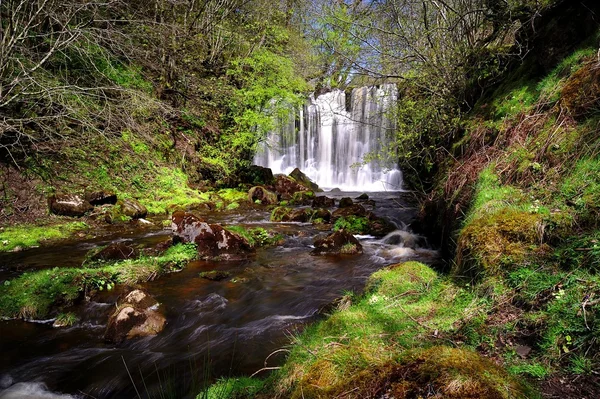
left=0, top=192, right=438, bottom=398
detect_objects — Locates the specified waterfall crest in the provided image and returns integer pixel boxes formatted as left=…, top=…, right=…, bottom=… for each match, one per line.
left=254, top=84, right=402, bottom=191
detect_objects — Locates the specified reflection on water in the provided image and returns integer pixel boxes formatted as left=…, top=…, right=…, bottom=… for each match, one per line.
left=0, top=192, right=437, bottom=398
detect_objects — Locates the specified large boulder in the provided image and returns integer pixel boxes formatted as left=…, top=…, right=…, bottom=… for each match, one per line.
left=311, top=230, right=363, bottom=256
left=312, top=196, right=335, bottom=208
left=48, top=194, right=93, bottom=217
left=289, top=168, right=322, bottom=192
left=85, top=191, right=117, bottom=206
left=239, top=165, right=274, bottom=185
left=171, top=211, right=252, bottom=260
left=339, top=197, right=354, bottom=208
left=248, top=186, right=278, bottom=205
left=104, top=290, right=166, bottom=343
left=119, top=199, right=148, bottom=219
left=274, top=174, right=309, bottom=200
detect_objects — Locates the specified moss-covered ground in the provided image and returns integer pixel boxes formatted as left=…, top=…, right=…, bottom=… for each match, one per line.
left=0, top=243, right=197, bottom=319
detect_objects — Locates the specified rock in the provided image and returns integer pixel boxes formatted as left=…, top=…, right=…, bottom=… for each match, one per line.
left=367, top=217, right=396, bottom=237
left=356, top=193, right=369, bottom=200
left=85, top=191, right=117, bottom=206
left=87, top=242, right=139, bottom=263
left=271, top=207, right=314, bottom=222
left=332, top=204, right=368, bottom=220
left=290, top=191, right=315, bottom=205
left=48, top=194, right=93, bottom=217
left=171, top=211, right=252, bottom=260
left=311, top=230, right=363, bottom=256
left=312, top=196, right=335, bottom=208
left=271, top=206, right=292, bottom=222
left=119, top=199, right=148, bottom=219
left=198, top=270, right=231, bottom=281
left=289, top=168, right=322, bottom=192
left=274, top=174, right=309, bottom=200
left=339, top=197, right=354, bottom=208
left=312, top=208, right=332, bottom=223
left=104, top=290, right=165, bottom=343
left=239, top=165, right=274, bottom=185
left=248, top=186, right=278, bottom=205
left=329, top=188, right=342, bottom=193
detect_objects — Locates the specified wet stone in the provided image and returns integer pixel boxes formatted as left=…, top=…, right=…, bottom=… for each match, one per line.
left=48, top=194, right=93, bottom=217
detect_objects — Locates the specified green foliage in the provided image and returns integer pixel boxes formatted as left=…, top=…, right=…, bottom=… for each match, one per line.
left=0, top=222, right=88, bottom=252
left=333, top=216, right=369, bottom=234
left=0, top=243, right=197, bottom=319
left=225, top=226, right=282, bottom=248
left=200, top=377, right=265, bottom=399
left=508, top=363, right=551, bottom=379
left=561, top=157, right=600, bottom=215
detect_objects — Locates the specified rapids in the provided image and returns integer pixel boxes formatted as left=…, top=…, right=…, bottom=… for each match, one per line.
left=0, top=191, right=437, bottom=398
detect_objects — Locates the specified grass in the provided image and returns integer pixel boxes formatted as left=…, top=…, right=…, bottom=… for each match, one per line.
left=210, top=261, right=536, bottom=398
left=0, top=243, right=197, bottom=319
left=333, top=215, right=370, bottom=235
left=224, top=226, right=283, bottom=248
left=0, top=221, right=89, bottom=252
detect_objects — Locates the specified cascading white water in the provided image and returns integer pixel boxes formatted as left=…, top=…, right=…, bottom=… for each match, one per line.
left=254, top=84, right=402, bottom=191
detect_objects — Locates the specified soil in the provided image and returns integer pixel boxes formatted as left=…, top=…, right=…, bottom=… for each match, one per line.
left=0, top=165, right=48, bottom=225
left=540, top=374, right=600, bottom=399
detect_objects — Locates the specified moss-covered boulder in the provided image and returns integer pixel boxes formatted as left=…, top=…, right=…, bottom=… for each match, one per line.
left=274, top=174, right=310, bottom=200
left=248, top=186, right=278, bottom=205
left=171, top=211, right=252, bottom=260
left=339, top=197, right=354, bottom=208
left=332, top=204, right=368, bottom=220
left=290, top=190, right=315, bottom=205
left=311, top=230, right=363, bottom=256
left=238, top=165, right=275, bottom=185
left=455, top=209, right=542, bottom=278
left=289, top=168, right=322, bottom=192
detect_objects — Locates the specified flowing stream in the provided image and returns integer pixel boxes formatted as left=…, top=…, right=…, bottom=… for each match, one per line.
left=254, top=85, right=402, bottom=191
left=0, top=192, right=437, bottom=398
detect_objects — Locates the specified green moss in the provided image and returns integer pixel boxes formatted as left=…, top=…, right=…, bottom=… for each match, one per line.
left=199, top=377, right=265, bottom=399
left=456, top=209, right=542, bottom=278
left=225, top=226, right=282, bottom=248
left=0, top=243, right=197, bottom=319
left=333, top=216, right=370, bottom=234
left=0, top=222, right=88, bottom=252
left=267, top=262, right=497, bottom=397
left=270, top=206, right=292, bottom=222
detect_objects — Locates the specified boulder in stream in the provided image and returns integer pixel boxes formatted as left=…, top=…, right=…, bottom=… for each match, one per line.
left=274, top=174, right=309, bottom=200
left=332, top=204, right=369, bottom=220
left=48, top=194, right=93, bottom=217
left=312, top=196, right=335, bottom=208
left=289, top=168, right=322, bottom=192
left=86, top=242, right=139, bottom=265
left=311, top=230, right=363, bottom=256
left=339, top=197, right=354, bottom=208
left=248, top=186, right=278, bottom=205
left=171, top=211, right=252, bottom=260
left=104, top=289, right=166, bottom=343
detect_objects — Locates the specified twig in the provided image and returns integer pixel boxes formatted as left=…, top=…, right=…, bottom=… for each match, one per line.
left=250, top=366, right=281, bottom=378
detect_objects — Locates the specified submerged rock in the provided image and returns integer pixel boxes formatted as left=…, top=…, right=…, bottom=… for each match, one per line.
left=289, top=168, right=322, bottom=192
left=171, top=211, right=252, bottom=260
left=198, top=270, right=231, bottom=281
left=248, top=186, right=278, bottom=205
left=356, top=193, right=369, bottom=200
left=311, top=230, right=363, bottom=256
left=104, top=289, right=166, bottom=343
left=48, top=194, right=93, bottom=217
left=119, top=199, right=148, bottom=219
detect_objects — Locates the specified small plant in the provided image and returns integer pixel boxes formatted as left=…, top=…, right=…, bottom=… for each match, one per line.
left=333, top=216, right=369, bottom=234
left=54, top=312, right=78, bottom=327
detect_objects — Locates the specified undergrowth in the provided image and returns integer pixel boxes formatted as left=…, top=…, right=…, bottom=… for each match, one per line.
left=0, top=221, right=89, bottom=252
left=0, top=243, right=197, bottom=319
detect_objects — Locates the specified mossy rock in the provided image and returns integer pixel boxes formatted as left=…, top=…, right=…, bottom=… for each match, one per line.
left=289, top=168, right=322, bottom=192
left=198, top=270, right=231, bottom=281
left=271, top=206, right=292, bottom=222
left=455, top=209, right=542, bottom=279
left=248, top=186, right=278, bottom=205
left=292, top=346, right=535, bottom=399
left=290, top=190, right=315, bottom=205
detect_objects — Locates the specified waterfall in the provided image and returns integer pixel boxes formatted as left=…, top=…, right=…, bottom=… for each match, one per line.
left=254, top=84, right=402, bottom=191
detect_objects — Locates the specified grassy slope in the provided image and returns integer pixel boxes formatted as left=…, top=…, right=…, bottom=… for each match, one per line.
left=200, top=33, right=600, bottom=399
